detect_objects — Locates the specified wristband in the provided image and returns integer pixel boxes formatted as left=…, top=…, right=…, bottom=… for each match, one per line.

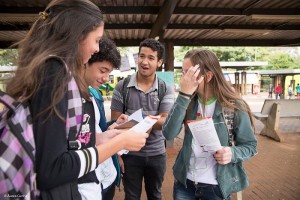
left=179, top=91, right=193, bottom=98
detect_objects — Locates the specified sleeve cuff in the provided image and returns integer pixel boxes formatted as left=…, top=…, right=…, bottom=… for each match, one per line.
left=176, top=94, right=192, bottom=109
left=75, top=147, right=98, bottom=178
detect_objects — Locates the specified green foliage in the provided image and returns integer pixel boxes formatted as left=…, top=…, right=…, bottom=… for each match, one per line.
left=266, top=53, right=299, bottom=69
left=173, top=46, right=300, bottom=70
left=0, top=49, right=18, bottom=66
left=208, top=47, right=250, bottom=61
left=174, top=46, right=198, bottom=62
left=118, top=46, right=139, bottom=56
left=174, top=69, right=182, bottom=85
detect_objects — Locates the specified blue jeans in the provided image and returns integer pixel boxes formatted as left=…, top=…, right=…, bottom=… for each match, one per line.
left=122, top=153, right=166, bottom=200
left=173, top=179, right=230, bottom=200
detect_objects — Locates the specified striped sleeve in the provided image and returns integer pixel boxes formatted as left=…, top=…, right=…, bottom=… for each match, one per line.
left=75, top=147, right=98, bottom=178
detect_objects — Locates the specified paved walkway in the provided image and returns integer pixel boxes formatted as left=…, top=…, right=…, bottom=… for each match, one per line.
left=105, top=93, right=300, bottom=200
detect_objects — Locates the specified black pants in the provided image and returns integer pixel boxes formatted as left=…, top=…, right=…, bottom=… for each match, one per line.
left=102, top=181, right=116, bottom=200
left=122, top=153, right=166, bottom=200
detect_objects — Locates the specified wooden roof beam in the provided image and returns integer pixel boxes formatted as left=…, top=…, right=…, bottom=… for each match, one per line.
left=149, top=0, right=179, bottom=38
left=1, top=22, right=299, bottom=31
left=0, top=6, right=299, bottom=16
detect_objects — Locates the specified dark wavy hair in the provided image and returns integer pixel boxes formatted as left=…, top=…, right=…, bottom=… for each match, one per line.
left=138, top=38, right=164, bottom=62
left=88, top=37, right=121, bottom=69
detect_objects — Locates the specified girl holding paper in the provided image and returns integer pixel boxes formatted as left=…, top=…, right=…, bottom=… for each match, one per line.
left=162, top=49, right=257, bottom=200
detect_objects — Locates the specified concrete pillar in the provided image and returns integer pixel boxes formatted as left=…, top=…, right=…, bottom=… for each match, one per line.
left=281, top=75, right=286, bottom=99
left=234, top=72, right=240, bottom=94
left=241, top=71, right=247, bottom=95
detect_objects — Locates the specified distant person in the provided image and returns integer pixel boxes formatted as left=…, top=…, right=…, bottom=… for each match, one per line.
left=288, top=85, right=293, bottom=99
left=275, top=84, right=282, bottom=99
left=296, top=83, right=300, bottom=99
left=253, top=85, right=259, bottom=95
left=268, top=84, right=273, bottom=99
left=106, top=83, right=110, bottom=98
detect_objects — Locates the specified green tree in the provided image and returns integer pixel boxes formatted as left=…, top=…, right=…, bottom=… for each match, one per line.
left=174, top=46, right=197, bottom=62
left=266, top=53, right=299, bottom=69
left=0, top=49, right=18, bottom=66
left=173, top=46, right=300, bottom=70
left=174, top=46, right=271, bottom=62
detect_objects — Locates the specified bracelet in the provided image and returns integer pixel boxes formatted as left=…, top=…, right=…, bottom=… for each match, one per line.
left=179, top=91, right=193, bottom=98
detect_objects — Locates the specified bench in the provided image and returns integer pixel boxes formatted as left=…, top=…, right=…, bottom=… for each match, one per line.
left=253, top=99, right=300, bottom=142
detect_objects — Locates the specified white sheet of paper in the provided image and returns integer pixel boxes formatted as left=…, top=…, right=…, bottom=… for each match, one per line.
left=128, top=108, right=144, bottom=122
left=187, top=117, right=222, bottom=152
left=120, top=55, right=131, bottom=72
left=118, top=115, right=160, bottom=155
left=130, top=115, right=159, bottom=132
left=115, top=109, right=144, bottom=129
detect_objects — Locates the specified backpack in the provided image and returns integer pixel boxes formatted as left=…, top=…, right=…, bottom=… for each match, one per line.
left=0, top=56, right=83, bottom=199
left=0, top=91, right=36, bottom=198
left=222, top=103, right=236, bottom=146
left=122, top=75, right=166, bottom=113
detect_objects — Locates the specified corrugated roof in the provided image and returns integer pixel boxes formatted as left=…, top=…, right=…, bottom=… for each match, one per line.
left=0, top=0, right=299, bottom=48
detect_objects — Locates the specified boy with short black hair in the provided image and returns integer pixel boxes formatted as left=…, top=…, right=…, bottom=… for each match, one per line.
left=110, top=38, right=175, bottom=200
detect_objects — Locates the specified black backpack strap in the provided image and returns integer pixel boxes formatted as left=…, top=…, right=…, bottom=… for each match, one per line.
left=122, top=75, right=131, bottom=113
left=157, top=77, right=167, bottom=103
left=46, top=55, right=83, bottom=142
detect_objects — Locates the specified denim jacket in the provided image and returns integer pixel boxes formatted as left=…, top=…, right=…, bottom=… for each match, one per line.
left=162, top=95, right=257, bottom=198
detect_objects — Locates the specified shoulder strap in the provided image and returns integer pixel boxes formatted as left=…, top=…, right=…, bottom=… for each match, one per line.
left=122, top=75, right=131, bottom=113
left=157, top=77, right=167, bottom=102
left=222, top=103, right=235, bottom=146
left=47, top=55, right=83, bottom=139
left=66, top=76, right=83, bottom=139
left=0, top=91, right=18, bottom=112
left=89, top=87, right=101, bottom=100
left=89, top=87, right=108, bottom=131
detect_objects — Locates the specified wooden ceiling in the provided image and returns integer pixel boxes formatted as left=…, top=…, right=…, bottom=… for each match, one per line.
left=0, top=0, right=300, bottom=48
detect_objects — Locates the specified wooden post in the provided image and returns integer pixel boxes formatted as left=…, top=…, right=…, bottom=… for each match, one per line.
left=164, top=42, right=174, bottom=72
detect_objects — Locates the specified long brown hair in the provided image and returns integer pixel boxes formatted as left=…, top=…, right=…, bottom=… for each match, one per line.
left=6, top=0, right=104, bottom=119
left=184, top=49, right=255, bottom=129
